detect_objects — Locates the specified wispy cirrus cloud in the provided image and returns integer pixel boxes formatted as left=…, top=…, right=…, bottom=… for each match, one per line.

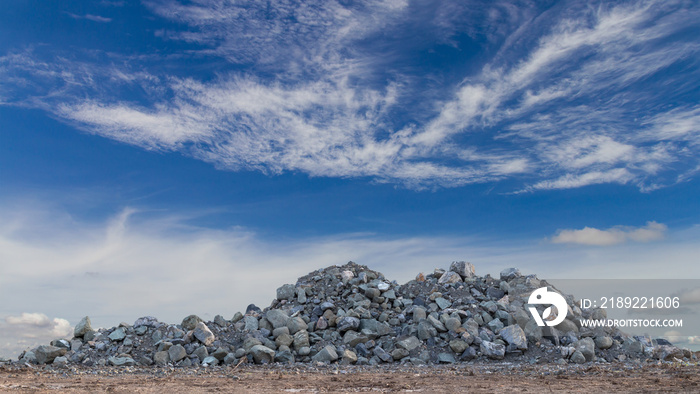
left=67, top=13, right=112, bottom=23
left=1, top=0, right=699, bottom=190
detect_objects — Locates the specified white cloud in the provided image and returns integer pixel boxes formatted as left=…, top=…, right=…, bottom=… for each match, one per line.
left=0, top=313, right=72, bottom=358
left=67, top=13, right=112, bottom=23
left=2, top=1, right=700, bottom=190
left=551, top=221, right=667, bottom=246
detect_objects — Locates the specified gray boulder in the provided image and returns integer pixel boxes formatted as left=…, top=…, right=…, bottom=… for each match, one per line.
left=154, top=351, right=169, bottom=365
left=438, top=271, right=462, bottom=285
left=594, top=336, right=613, bottom=350
left=449, top=261, right=475, bottom=279
left=312, top=345, right=339, bottom=363
left=480, top=341, right=505, bottom=360
left=52, top=356, right=68, bottom=367
left=249, top=345, right=275, bottom=364
left=499, top=325, right=527, bottom=351
left=500, top=268, right=521, bottom=282
left=266, top=309, right=289, bottom=329
left=108, top=327, right=126, bottom=341
left=168, top=344, right=187, bottom=362
left=336, top=316, right=360, bottom=333
left=396, top=336, right=421, bottom=352
left=108, top=356, right=136, bottom=366
left=181, top=315, right=203, bottom=331
left=438, top=352, right=456, bottom=363
left=570, top=350, right=586, bottom=364
left=74, top=316, right=92, bottom=338
left=35, top=345, right=67, bottom=364
left=276, top=284, right=296, bottom=301
left=193, top=322, right=215, bottom=346
left=574, top=338, right=595, bottom=362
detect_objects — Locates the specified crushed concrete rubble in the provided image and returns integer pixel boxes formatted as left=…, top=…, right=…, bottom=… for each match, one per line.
left=13, top=262, right=697, bottom=368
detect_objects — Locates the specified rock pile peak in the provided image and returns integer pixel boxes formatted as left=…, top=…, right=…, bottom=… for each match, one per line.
left=15, top=261, right=694, bottom=367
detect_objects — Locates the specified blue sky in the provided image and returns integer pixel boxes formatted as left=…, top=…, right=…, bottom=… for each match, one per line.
left=1, top=0, right=700, bottom=357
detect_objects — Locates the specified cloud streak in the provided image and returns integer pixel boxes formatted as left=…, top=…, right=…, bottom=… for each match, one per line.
left=551, top=221, right=667, bottom=246
left=1, top=0, right=699, bottom=190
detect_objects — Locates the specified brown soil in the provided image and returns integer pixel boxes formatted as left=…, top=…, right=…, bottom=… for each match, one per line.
left=1, top=362, right=699, bottom=393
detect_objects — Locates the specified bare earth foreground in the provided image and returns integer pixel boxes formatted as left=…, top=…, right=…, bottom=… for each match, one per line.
left=2, top=363, right=699, bottom=393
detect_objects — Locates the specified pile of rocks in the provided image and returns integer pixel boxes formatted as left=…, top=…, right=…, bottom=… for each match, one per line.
left=16, top=261, right=695, bottom=367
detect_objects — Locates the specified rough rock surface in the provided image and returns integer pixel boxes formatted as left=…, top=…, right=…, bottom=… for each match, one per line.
left=15, top=261, right=696, bottom=368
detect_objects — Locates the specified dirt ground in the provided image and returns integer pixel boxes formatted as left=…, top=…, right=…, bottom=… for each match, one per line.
left=1, top=362, right=699, bottom=393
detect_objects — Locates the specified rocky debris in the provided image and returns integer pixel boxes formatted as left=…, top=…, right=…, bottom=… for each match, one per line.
left=17, top=261, right=697, bottom=368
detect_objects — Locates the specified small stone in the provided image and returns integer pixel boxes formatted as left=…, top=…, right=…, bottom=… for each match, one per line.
left=480, top=341, right=505, bottom=360
left=342, top=349, right=358, bottom=364
left=231, top=312, right=244, bottom=323
left=449, top=339, right=468, bottom=354
left=449, top=261, right=476, bottom=279
left=139, top=356, right=154, bottom=366
left=212, top=347, right=228, bottom=361
left=202, top=356, right=219, bottom=366
left=377, top=282, right=390, bottom=291
left=250, top=345, right=276, bottom=364
left=277, top=284, right=296, bottom=300
left=341, top=270, right=354, bottom=282
left=570, top=350, right=586, bottom=364
left=108, top=327, right=127, bottom=342
left=74, top=316, right=92, bottom=338
left=413, top=307, right=427, bottom=322
left=52, top=356, right=68, bottom=367
left=435, top=297, right=452, bottom=310
left=373, top=347, right=393, bottom=363
left=499, top=325, right=528, bottom=351
left=296, top=287, right=307, bottom=304
left=108, top=356, right=136, bottom=366
left=486, top=318, right=504, bottom=333
left=275, top=349, right=295, bottom=364
left=438, top=352, right=456, bottom=363
left=214, top=315, right=227, bottom=327
left=266, top=310, right=289, bottom=329
left=168, top=344, right=187, bottom=363
left=293, top=330, right=310, bottom=350
left=312, top=345, right=339, bottom=363
left=499, top=268, right=521, bottom=282
left=336, top=316, right=361, bottom=333
left=391, top=348, right=410, bottom=360
left=444, top=317, right=461, bottom=332
left=315, top=317, right=328, bottom=330
left=244, top=315, right=259, bottom=331
left=287, top=317, right=307, bottom=334
left=396, top=336, right=421, bottom=352
left=574, top=338, right=596, bottom=362
left=193, top=346, right=208, bottom=361
left=193, top=322, right=215, bottom=346
left=51, top=339, right=70, bottom=349
left=594, top=336, right=613, bottom=350
left=181, top=315, right=203, bottom=331
left=154, top=351, right=169, bottom=365
left=35, top=345, right=67, bottom=364
left=438, top=271, right=462, bottom=285
left=223, top=353, right=237, bottom=365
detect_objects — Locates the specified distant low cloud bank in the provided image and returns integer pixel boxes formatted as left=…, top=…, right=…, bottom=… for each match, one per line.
left=551, top=221, right=667, bottom=246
